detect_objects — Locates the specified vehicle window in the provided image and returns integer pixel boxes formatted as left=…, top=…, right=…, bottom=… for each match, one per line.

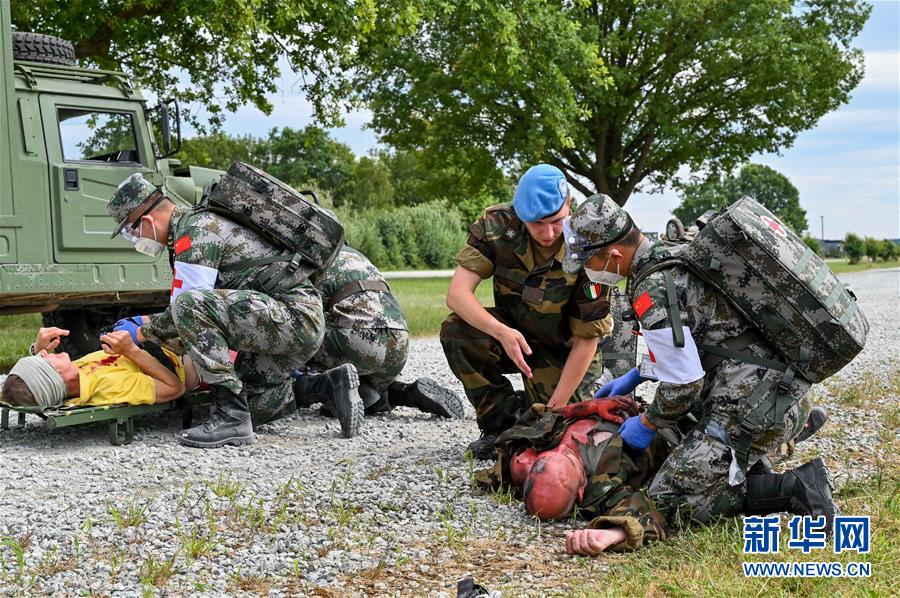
left=58, top=108, right=140, bottom=164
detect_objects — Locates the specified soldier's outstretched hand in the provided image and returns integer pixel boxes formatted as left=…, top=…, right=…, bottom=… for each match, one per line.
left=565, top=528, right=627, bottom=555
left=494, top=324, right=533, bottom=378
left=554, top=396, right=640, bottom=424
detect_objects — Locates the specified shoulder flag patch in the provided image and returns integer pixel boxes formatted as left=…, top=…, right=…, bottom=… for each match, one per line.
left=174, top=235, right=192, bottom=256
left=633, top=291, right=654, bottom=318
left=583, top=282, right=603, bottom=300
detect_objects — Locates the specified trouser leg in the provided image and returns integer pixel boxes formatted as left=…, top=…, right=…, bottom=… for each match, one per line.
left=440, top=311, right=524, bottom=434
left=172, top=287, right=324, bottom=424
left=648, top=347, right=811, bottom=525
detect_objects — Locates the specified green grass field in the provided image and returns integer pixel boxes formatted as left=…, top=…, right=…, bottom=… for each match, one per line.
left=826, top=259, right=899, bottom=274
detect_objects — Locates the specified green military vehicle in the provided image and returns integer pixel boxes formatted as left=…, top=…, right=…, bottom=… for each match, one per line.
left=0, top=0, right=220, bottom=357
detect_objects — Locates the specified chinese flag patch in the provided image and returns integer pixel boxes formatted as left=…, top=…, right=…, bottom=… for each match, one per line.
left=633, top=291, right=654, bottom=318
left=174, top=235, right=192, bottom=255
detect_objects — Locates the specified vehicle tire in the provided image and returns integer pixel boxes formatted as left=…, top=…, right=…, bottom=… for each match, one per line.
left=666, top=217, right=686, bottom=241
left=12, top=32, right=76, bottom=66
left=41, top=307, right=130, bottom=360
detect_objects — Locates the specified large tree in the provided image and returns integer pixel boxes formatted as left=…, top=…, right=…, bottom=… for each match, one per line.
left=355, top=0, right=870, bottom=205
left=674, top=163, right=808, bottom=232
left=13, top=0, right=396, bottom=128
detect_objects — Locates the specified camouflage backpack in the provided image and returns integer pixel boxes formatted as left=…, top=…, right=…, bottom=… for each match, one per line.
left=631, top=196, right=868, bottom=383
left=202, top=162, right=345, bottom=283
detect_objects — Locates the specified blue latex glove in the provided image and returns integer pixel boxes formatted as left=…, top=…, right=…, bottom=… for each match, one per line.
left=113, top=316, right=143, bottom=346
left=593, top=367, right=646, bottom=398
left=619, top=415, right=656, bottom=450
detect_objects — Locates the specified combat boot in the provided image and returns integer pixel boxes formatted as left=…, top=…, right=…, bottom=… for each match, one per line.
left=744, top=457, right=837, bottom=530
left=467, top=432, right=499, bottom=460
left=387, top=378, right=466, bottom=419
left=178, top=385, right=256, bottom=449
left=293, top=364, right=363, bottom=438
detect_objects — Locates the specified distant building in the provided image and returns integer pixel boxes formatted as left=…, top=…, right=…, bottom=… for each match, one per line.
left=821, top=239, right=844, bottom=258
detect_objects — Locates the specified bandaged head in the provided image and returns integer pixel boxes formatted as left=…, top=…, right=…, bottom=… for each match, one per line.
left=522, top=445, right=587, bottom=520
left=8, top=356, right=68, bottom=408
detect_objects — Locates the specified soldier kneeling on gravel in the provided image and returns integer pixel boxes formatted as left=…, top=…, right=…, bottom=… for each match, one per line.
left=106, top=171, right=363, bottom=447
left=295, top=245, right=465, bottom=429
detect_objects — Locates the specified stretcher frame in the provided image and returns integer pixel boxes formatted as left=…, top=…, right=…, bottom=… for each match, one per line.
left=0, top=394, right=208, bottom=445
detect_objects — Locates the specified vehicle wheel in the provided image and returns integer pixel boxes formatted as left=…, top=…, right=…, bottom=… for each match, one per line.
left=12, top=32, right=76, bottom=66
left=666, top=218, right=686, bottom=241
left=41, top=308, right=129, bottom=359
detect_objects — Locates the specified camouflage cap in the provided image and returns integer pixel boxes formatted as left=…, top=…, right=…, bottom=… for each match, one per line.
left=562, top=194, right=633, bottom=274
left=107, top=173, right=159, bottom=238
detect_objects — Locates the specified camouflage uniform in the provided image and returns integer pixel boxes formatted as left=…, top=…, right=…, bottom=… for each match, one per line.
left=440, top=204, right=613, bottom=435
left=307, top=246, right=409, bottom=410
left=630, top=242, right=811, bottom=524
left=477, top=405, right=667, bottom=552
left=142, top=206, right=325, bottom=424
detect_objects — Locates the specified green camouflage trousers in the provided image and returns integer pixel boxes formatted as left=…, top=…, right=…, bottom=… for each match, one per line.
left=306, top=326, right=409, bottom=409
left=171, top=287, right=325, bottom=425
left=648, top=342, right=811, bottom=525
left=440, top=309, right=604, bottom=434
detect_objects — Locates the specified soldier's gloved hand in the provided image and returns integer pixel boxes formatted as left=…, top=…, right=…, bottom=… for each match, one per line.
left=619, top=415, right=656, bottom=450
left=113, top=316, right=144, bottom=346
left=593, top=368, right=646, bottom=398
left=555, top=397, right=640, bottom=424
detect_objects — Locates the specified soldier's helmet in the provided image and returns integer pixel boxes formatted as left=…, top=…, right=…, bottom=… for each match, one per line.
left=107, top=173, right=159, bottom=238
left=562, top=193, right=633, bottom=274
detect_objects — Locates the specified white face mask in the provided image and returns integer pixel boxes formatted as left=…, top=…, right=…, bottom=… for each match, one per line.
left=123, top=217, right=166, bottom=258
left=584, top=254, right=624, bottom=286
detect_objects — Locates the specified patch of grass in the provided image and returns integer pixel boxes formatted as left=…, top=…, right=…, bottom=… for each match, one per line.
left=365, top=463, right=395, bottom=481
left=228, top=569, right=274, bottom=593
left=31, top=543, right=77, bottom=577
left=208, top=473, right=244, bottom=501
left=107, top=501, right=149, bottom=529
left=139, top=554, right=176, bottom=588
left=566, top=472, right=899, bottom=596
left=388, top=277, right=493, bottom=337
left=827, top=258, right=900, bottom=274
left=0, top=313, right=40, bottom=371
left=177, top=519, right=215, bottom=563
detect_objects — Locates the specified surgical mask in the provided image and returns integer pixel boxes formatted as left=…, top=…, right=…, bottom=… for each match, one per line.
left=584, top=253, right=624, bottom=286
left=122, top=216, right=166, bottom=258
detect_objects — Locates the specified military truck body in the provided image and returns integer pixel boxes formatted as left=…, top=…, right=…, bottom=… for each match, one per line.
left=0, top=0, right=219, bottom=354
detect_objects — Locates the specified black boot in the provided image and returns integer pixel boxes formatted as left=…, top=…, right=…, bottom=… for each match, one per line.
left=178, top=385, right=256, bottom=449
left=796, top=406, right=827, bottom=443
left=387, top=378, right=465, bottom=419
left=467, top=432, right=499, bottom=460
left=744, top=457, right=837, bottom=529
left=293, top=364, right=363, bottom=438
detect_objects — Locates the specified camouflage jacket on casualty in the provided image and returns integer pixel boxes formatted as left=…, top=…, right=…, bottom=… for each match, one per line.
left=456, top=204, right=613, bottom=350
left=476, top=405, right=667, bottom=552
left=143, top=206, right=320, bottom=343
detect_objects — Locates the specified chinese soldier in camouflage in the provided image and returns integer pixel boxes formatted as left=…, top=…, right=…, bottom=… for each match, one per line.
left=562, top=194, right=837, bottom=527
left=475, top=399, right=667, bottom=553
left=106, top=173, right=361, bottom=447
left=297, top=246, right=464, bottom=420
left=441, top=164, right=613, bottom=459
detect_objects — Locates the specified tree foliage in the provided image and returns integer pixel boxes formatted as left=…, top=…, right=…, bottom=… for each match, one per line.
left=673, top=163, right=808, bottom=232
left=13, top=0, right=396, bottom=129
left=179, top=133, right=255, bottom=171
left=802, top=235, right=822, bottom=257
left=355, top=0, right=869, bottom=205
left=844, top=233, right=864, bottom=264
left=864, top=236, right=881, bottom=262
left=878, top=239, right=898, bottom=261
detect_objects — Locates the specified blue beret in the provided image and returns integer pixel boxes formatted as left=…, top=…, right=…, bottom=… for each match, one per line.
left=513, top=164, right=569, bottom=222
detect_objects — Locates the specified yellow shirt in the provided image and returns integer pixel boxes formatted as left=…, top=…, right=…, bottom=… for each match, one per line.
left=66, top=348, right=185, bottom=407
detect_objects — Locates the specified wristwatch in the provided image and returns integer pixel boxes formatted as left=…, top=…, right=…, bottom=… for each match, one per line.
left=28, top=343, right=37, bottom=356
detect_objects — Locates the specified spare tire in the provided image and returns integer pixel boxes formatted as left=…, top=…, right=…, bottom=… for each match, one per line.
left=12, top=32, right=76, bottom=66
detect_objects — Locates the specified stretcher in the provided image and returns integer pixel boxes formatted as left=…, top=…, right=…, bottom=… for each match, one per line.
left=0, top=394, right=209, bottom=445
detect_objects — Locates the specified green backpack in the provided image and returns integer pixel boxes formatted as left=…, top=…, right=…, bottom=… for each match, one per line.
left=201, top=161, right=345, bottom=295
left=632, top=196, right=868, bottom=383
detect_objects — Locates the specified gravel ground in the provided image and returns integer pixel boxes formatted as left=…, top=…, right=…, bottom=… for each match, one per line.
left=0, top=268, right=897, bottom=596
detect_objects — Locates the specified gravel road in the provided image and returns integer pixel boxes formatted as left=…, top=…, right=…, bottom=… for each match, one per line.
left=0, top=268, right=897, bottom=596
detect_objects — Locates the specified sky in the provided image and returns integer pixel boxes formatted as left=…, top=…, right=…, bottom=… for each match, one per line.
left=211, top=1, right=899, bottom=240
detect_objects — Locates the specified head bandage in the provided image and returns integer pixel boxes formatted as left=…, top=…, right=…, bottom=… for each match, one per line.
left=9, top=356, right=68, bottom=408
